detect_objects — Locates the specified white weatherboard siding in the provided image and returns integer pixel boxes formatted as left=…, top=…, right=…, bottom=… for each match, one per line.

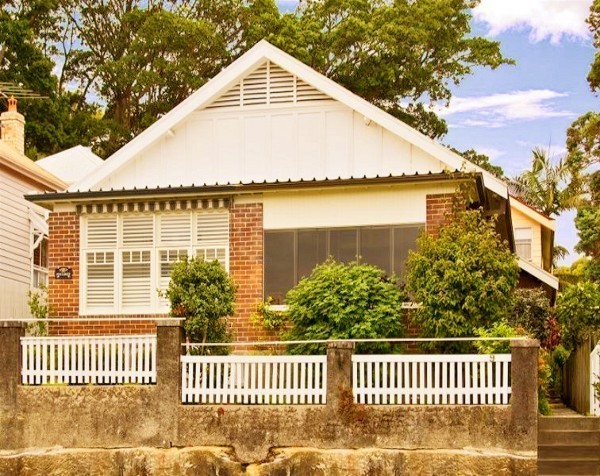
left=511, top=207, right=542, bottom=268
left=0, top=168, right=41, bottom=318
left=263, top=183, right=455, bottom=230
left=96, top=103, right=446, bottom=191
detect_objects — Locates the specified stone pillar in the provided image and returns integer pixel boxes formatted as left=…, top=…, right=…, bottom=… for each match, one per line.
left=510, top=339, right=539, bottom=451
left=155, top=319, right=184, bottom=447
left=0, top=321, right=25, bottom=407
left=326, top=341, right=355, bottom=407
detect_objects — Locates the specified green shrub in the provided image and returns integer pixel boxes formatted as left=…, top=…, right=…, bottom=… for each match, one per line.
left=284, top=259, right=405, bottom=354
left=163, top=257, right=235, bottom=354
left=556, top=281, right=600, bottom=350
left=27, top=284, right=48, bottom=336
left=508, top=288, right=552, bottom=344
left=405, top=209, right=519, bottom=344
left=474, top=321, right=529, bottom=354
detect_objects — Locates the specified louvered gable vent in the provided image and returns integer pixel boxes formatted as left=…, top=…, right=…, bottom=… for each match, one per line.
left=207, top=61, right=329, bottom=109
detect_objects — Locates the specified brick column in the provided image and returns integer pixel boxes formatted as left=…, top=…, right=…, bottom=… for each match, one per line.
left=326, top=341, right=355, bottom=408
left=426, top=193, right=454, bottom=236
left=229, top=202, right=269, bottom=342
left=0, top=321, right=25, bottom=408
left=510, top=339, right=539, bottom=451
left=48, top=212, right=80, bottom=321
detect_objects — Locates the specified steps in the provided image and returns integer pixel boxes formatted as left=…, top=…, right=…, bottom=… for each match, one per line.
left=538, top=414, right=600, bottom=475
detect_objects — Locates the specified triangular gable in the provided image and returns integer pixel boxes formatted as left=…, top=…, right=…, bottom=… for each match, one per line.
left=71, top=40, right=507, bottom=197
left=206, top=60, right=330, bottom=109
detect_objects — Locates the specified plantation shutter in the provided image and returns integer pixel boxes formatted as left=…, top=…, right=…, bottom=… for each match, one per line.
left=122, top=215, right=154, bottom=246
left=86, top=251, right=115, bottom=308
left=196, top=211, right=229, bottom=269
left=86, top=216, right=117, bottom=247
left=122, top=250, right=151, bottom=308
left=159, top=214, right=191, bottom=245
left=158, top=249, right=188, bottom=307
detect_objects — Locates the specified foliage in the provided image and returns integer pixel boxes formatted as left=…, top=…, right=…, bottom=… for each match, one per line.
left=508, top=288, right=552, bottom=345
left=284, top=259, right=405, bottom=355
left=586, top=0, right=600, bottom=92
left=405, top=209, right=519, bottom=344
left=473, top=321, right=529, bottom=354
left=457, top=148, right=505, bottom=179
left=554, top=258, right=591, bottom=288
left=163, top=256, right=235, bottom=354
left=251, top=297, right=288, bottom=333
left=3, top=0, right=512, bottom=157
left=566, top=112, right=600, bottom=169
left=555, top=281, right=600, bottom=350
left=271, top=0, right=512, bottom=139
left=511, top=147, right=583, bottom=217
left=26, top=284, right=48, bottom=336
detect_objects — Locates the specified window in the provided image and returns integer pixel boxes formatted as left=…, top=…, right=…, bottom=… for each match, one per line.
left=264, top=224, right=422, bottom=303
left=514, top=227, right=533, bottom=261
left=82, top=210, right=229, bottom=314
left=32, top=236, right=48, bottom=287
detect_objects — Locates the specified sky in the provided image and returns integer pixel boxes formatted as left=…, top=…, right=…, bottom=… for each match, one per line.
left=279, top=0, right=596, bottom=265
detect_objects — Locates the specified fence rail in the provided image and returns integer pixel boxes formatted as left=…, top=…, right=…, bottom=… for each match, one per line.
left=592, top=343, right=600, bottom=416
left=353, top=354, right=511, bottom=405
left=21, top=335, right=156, bottom=385
left=181, top=355, right=327, bottom=404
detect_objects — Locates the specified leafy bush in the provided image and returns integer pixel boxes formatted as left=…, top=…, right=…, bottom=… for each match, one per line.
left=27, top=285, right=48, bottom=336
left=474, top=321, right=529, bottom=354
left=163, top=257, right=235, bottom=354
left=284, top=259, right=405, bottom=354
left=251, top=297, right=288, bottom=333
left=508, top=288, right=551, bottom=345
left=556, top=281, right=600, bottom=350
left=405, top=209, right=519, bottom=342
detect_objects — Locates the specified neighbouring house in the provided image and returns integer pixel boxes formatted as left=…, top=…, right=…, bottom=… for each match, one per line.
left=27, top=41, right=558, bottom=339
left=36, top=145, right=103, bottom=186
left=0, top=97, right=67, bottom=318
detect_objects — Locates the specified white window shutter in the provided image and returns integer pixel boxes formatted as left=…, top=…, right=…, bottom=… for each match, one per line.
left=159, top=214, right=191, bottom=245
left=86, top=251, right=115, bottom=307
left=122, top=250, right=151, bottom=308
left=122, top=215, right=154, bottom=246
left=86, top=217, right=117, bottom=247
left=196, top=210, right=229, bottom=246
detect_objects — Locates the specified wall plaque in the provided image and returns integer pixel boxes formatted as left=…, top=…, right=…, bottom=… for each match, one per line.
left=54, top=267, right=73, bottom=279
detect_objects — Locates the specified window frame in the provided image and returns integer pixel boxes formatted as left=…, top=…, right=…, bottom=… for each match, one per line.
left=80, top=210, right=229, bottom=315
left=514, top=227, right=533, bottom=262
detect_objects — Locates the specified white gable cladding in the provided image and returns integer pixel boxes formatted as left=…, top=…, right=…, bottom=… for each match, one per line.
left=97, top=101, right=445, bottom=191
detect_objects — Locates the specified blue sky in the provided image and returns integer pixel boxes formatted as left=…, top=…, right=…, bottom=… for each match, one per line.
left=442, top=0, right=596, bottom=265
left=279, top=0, right=596, bottom=265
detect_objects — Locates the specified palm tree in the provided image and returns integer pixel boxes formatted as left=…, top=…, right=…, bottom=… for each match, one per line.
left=511, top=147, right=583, bottom=217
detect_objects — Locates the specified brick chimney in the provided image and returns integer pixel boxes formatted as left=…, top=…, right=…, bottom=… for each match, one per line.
left=0, top=97, right=25, bottom=154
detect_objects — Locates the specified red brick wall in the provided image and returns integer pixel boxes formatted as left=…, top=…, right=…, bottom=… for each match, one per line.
left=229, top=202, right=277, bottom=343
left=48, top=211, right=158, bottom=336
left=48, top=212, right=79, bottom=320
left=425, top=193, right=454, bottom=237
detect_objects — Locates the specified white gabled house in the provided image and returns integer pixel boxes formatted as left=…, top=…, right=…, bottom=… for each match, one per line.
left=0, top=98, right=68, bottom=318
left=27, top=41, right=558, bottom=339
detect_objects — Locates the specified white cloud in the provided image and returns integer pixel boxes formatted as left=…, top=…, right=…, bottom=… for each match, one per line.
left=473, top=0, right=591, bottom=44
left=439, top=89, right=575, bottom=128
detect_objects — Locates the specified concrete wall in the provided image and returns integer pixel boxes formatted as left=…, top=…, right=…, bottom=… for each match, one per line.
left=0, top=322, right=539, bottom=474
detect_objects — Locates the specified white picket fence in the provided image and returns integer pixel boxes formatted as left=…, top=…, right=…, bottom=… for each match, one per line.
left=353, top=354, right=512, bottom=405
left=591, top=343, right=600, bottom=416
left=181, top=355, right=327, bottom=404
left=21, top=335, right=157, bottom=385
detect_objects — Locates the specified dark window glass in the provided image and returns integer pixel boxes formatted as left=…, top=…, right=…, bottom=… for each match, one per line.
left=393, top=226, right=422, bottom=278
left=297, top=230, right=327, bottom=280
left=360, top=228, right=391, bottom=274
left=264, top=231, right=295, bottom=304
left=329, top=228, right=358, bottom=263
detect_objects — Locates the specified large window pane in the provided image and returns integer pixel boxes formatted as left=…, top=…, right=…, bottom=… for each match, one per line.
left=360, top=228, right=391, bottom=274
left=329, top=229, right=358, bottom=263
left=297, top=230, right=327, bottom=280
left=393, top=226, right=421, bottom=278
left=264, top=231, right=295, bottom=304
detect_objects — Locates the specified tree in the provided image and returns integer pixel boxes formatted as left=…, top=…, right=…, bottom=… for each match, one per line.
left=163, top=257, right=235, bottom=354
left=456, top=148, right=505, bottom=179
left=0, top=1, right=103, bottom=158
left=405, top=209, right=519, bottom=341
left=284, top=259, right=405, bottom=354
left=556, top=281, right=600, bottom=350
left=586, top=0, right=600, bottom=92
left=511, top=147, right=582, bottom=217
left=271, top=0, right=511, bottom=139
left=574, top=170, right=600, bottom=281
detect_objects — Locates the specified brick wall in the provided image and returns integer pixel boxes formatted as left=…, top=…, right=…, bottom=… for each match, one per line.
left=48, top=211, right=158, bottom=336
left=48, top=212, right=79, bottom=320
left=229, top=202, right=277, bottom=343
left=425, top=193, right=454, bottom=237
